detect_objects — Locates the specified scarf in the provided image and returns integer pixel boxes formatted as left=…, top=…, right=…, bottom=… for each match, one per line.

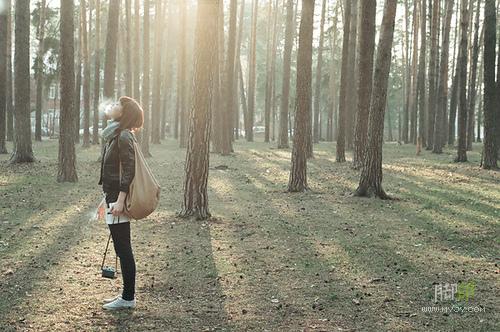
left=101, top=119, right=121, bottom=143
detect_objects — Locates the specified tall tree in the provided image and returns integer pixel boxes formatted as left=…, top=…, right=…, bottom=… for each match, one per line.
left=142, top=0, right=152, bottom=156
left=57, top=0, right=77, bottom=182
left=354, top=0, right=397, bottom=199
left=151, top=0, right=163, bottom=145
left=288, top=0, right=315, bottom=192
left=427, top=0, right=439, bottom=150
left=466, top=0, right=481, bottom=151
left=0, top=0, right=8, bottom=153
left=124, top=0, right=133, bottom=96
left=455, top=0, right=469, bottom=162
left=177, top=0, right=188, bottom=147
left=409, top=0, right=419, bottom=145
left=336, top=0, right=352, bottom=162
left=34, top=0, right=46, bottom=142
left=246, top=0, right=258, bottom=142
left=313, top=0, right=327, bottom=144
left=221, top=0, right=237, bottom=154
left=353, top=0, right=376, bottom=169
left=133, top=0, right=141, bottom=101
left=432, top=0, right=454, bottom=153
left=102, top=0, right=119, bottom=113
left=92, top=0, right=101, bottom=145
left=416, top=0, right=427, bottom=148
left=82, top=0, right=91, bottom=148
left=278, top=0, right=294, bottom=149
left=10, top=0, right=34, bottom=163
left=346, top=0, right=358, bottom=149
left=6, top=0, right=13, bottom=143
left=264, top=0, right=273, bottom=143
left=179, top=0, right=218, bottom=220
left=74, top=7, right=82, bottom=143
left=482, top=0, right=498, bottom=168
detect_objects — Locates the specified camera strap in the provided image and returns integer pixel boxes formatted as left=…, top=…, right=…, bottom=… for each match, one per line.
left=101, top=231, right=118, bottom=272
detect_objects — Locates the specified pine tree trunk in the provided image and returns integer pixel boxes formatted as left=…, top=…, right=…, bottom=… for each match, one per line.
left=313, top=0, right=327, bottom=145
left=141, top=0, right=152, bottom=156
left=354, top=0, right=397, bottom=199
left=0, top=2, right=9, bottom=153
left=409, top=0, right=419, bottom=145
left=346, top=0, right=358, bottom=150
left=35, top=0, right=46, bottom=142
left=10, top=0, right=34, bottom=163
left=57, top=0, right=78, bottom=182
left=278, top=0, right=294, bottom=149
left=482, top=0, right=497, bottom=169
left=82, top=0, right=91, bottom=148
left=264, top=0, right=273, bottom=143
left=5, top=0, right=13, bottom=143
left=466, top=0, right=481, bottom=151
left=75, top=12, right=82, bottom=144
left=416, top=0, right=427, bottom=148
left=124, top=0, right=133, bottom=96
left=432, top=0, right=454, bottom=154
left=288, top=0, right=315, bottom=192
left=151, top=0, right=163, bottom=145
left=426, top=0, right=439, bottom=149
left=178, top=0, right=188, bottom=148
left=179, top=0, right=218, bottom=220
left=402, top=0, right=410, bottom=144
left=455, top=0, right=469, bottom=162
left=92, top=0, right=101, bottom=145
left=353, top=0, right=376, bottom=169
left=336, top=0, right=352, bottom=162
left=246, top=0, right=258, bottom=142
left=221, top=0, right=237, bottom=154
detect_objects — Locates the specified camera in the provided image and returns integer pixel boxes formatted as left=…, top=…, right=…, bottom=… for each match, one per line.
left=102, top=266, right=116, bottom=279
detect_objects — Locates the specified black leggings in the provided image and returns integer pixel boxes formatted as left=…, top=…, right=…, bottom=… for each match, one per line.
left=106, top=191, right=136, bottom=301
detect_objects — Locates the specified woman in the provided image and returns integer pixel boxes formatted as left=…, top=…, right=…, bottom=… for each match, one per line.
left=97, top=96, right=143, bottom=310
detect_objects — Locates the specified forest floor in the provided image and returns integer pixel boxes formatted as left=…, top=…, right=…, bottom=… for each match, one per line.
left=0, top=138, right=498, bottom=332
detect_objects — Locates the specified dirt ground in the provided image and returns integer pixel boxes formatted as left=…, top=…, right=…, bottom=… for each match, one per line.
left=0, top=139, right=498, bottom=331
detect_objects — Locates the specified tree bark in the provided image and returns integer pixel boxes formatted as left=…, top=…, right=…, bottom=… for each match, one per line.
left=482, top=0, right=497, bottom=169
left=35, top=0, right=46, bottom=142
left=278, top=0, right=294, bottom=149
left=151, top=0, right=163, bottom=145
left=313, top=0, right=327, bottom=144
left=354, top=0, right=397, bottom=199
left=92, top=0, right=101, bottom=145
left=426, top=0, right=440, bottom=149
left=179, top=0, right=218, bottom=220
left=82, top=0, right=91, bottom=148
left=57, top=0, right=78, bottom=182
left=246, top=0, right=258, bottom=142
left=346, top=0, right=358, bottom=150
left=221, top=0, right=237, bottom=154
left=288, top=0, right=315, bottom=192
left=178, top=0, right=188, bottom=148
left=0, top=2, right=9, bottom=153
left=432, top=0, right=454, bottom=154
left=353, top=0, right=376, bottom=169
left=466, top=0, right=481, bottom=151
left=10, top=0, right=34, bottom=163
left=455, top=0, right=469, bottom=162
left=336, top=0, right=352, bottom=162
left=416, top=0, right=426, bottom=148
left=141, top=0, right=152, bottom=156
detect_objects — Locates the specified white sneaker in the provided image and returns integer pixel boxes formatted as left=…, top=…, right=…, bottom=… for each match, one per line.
left=102, top=297, right=136, bottom=310
left=103, top=293, right=121, bottom=303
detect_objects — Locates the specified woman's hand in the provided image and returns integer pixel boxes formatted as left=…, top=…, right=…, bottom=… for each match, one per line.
left=110, top=191, right=128, bottom=216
